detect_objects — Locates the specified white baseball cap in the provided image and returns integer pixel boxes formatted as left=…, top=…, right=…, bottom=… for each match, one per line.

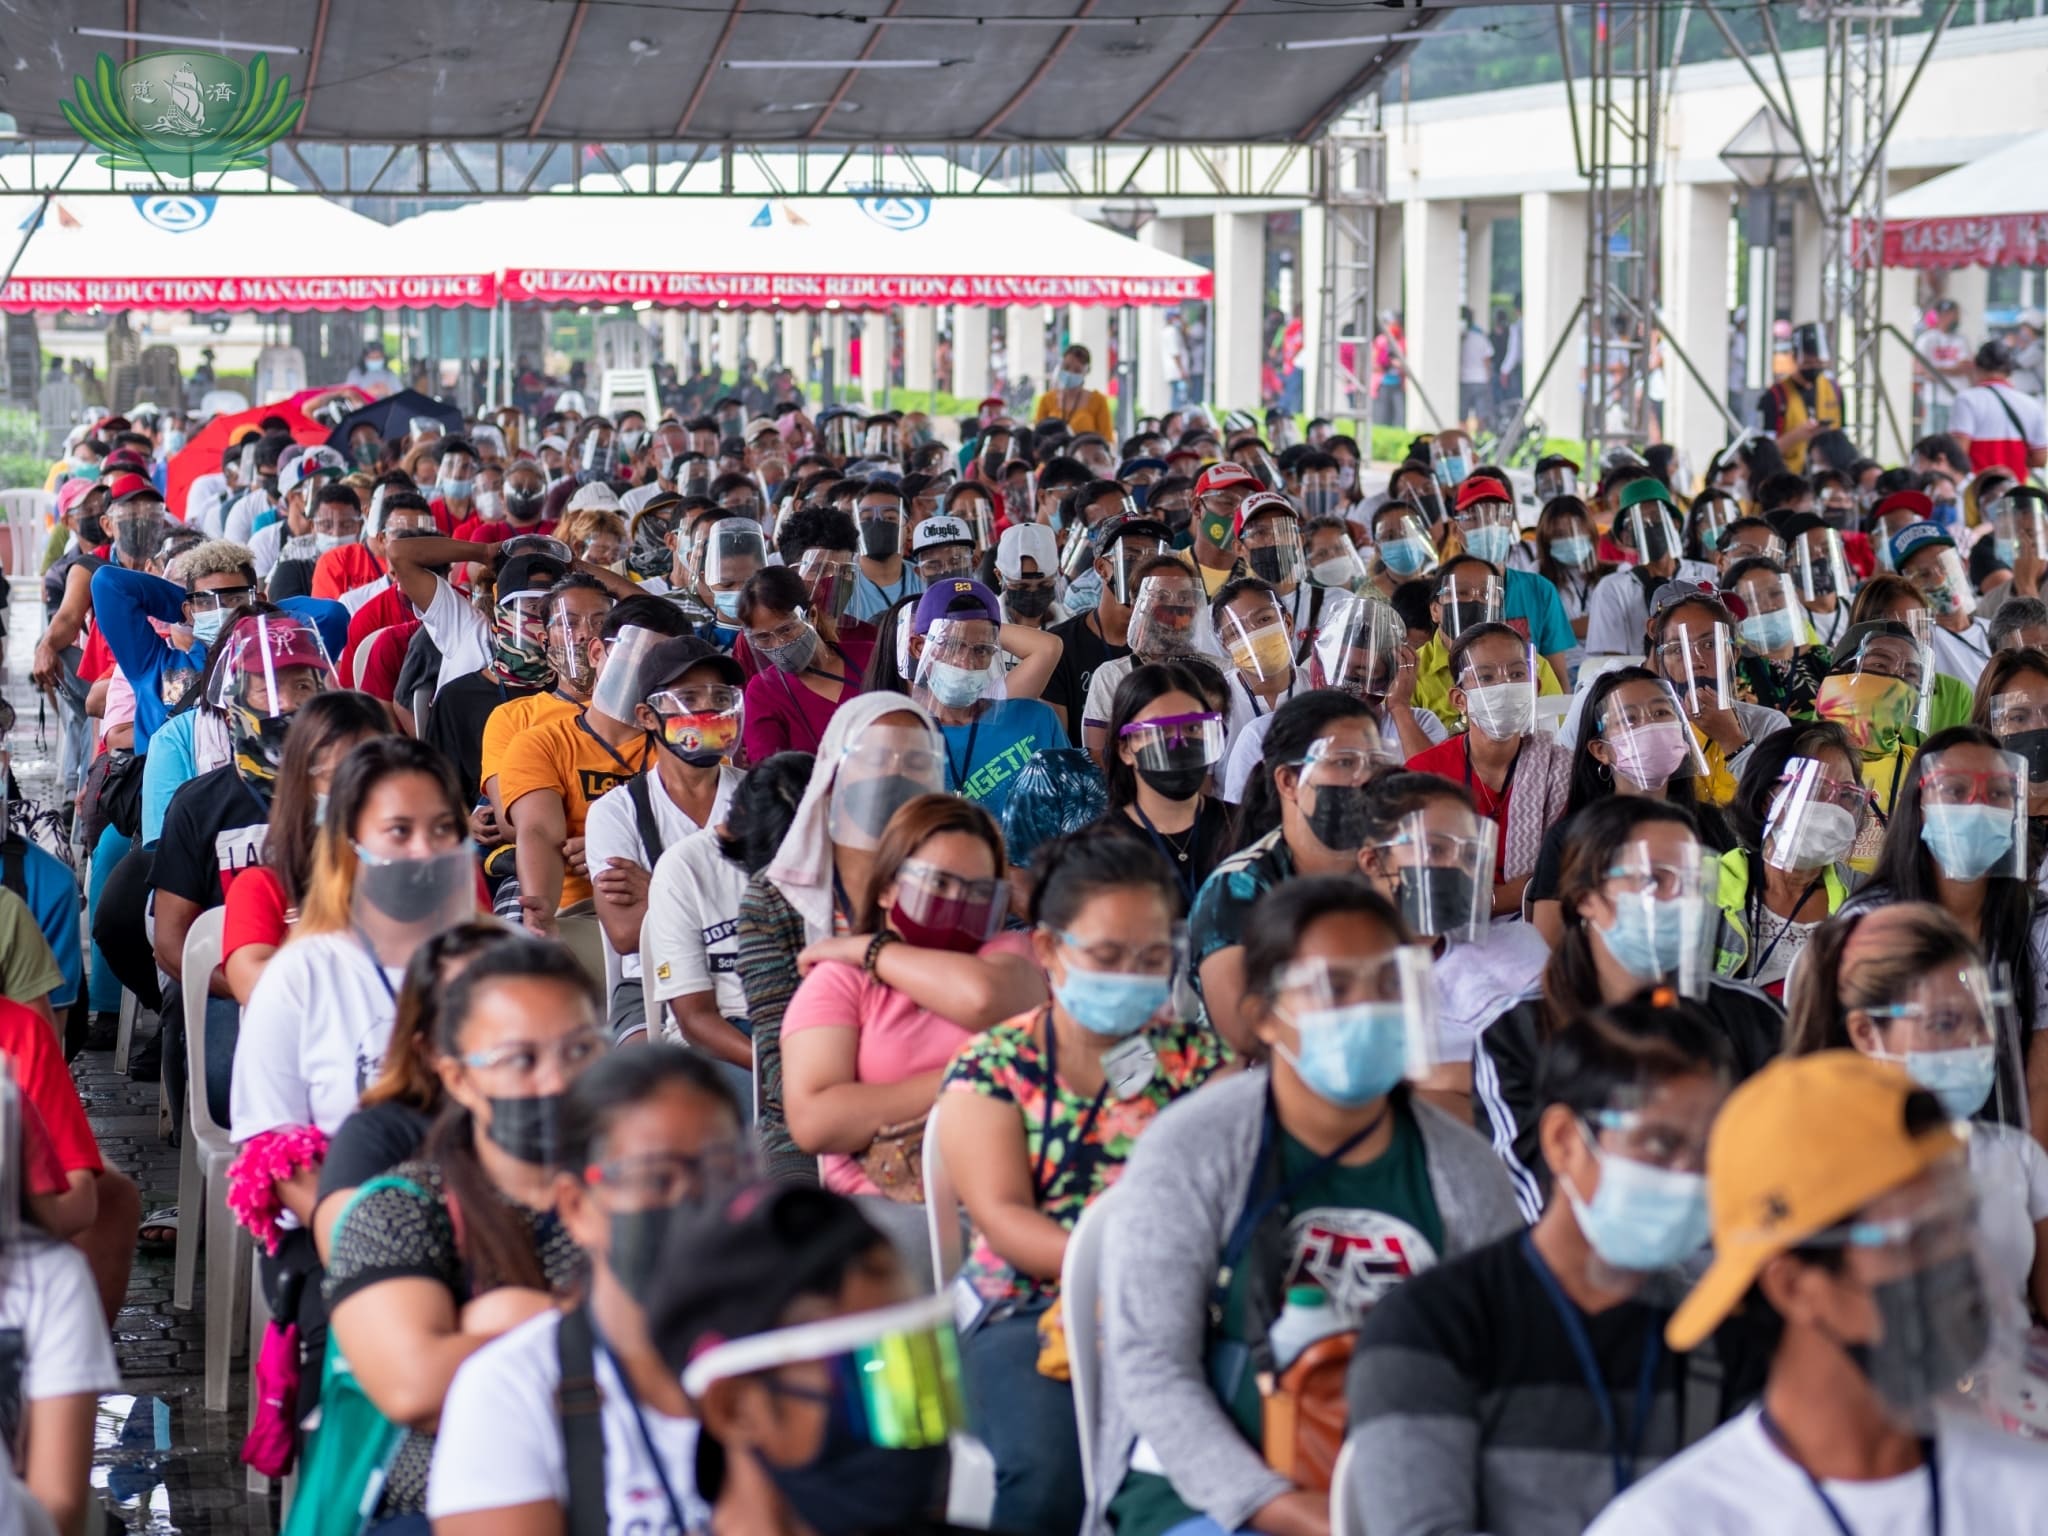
left=910, top=516, right=973, bottom=554
left=567, top=482, right=623, bottom=513
left=996, top=523, right=1057, bottom=583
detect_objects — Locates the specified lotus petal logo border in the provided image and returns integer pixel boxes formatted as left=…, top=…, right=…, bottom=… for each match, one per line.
left=61, top=50, right=303, bottom=174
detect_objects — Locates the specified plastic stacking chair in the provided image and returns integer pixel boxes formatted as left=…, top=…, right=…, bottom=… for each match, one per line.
left=921, top=1099, right=967, bottom=1287
left=1061, top=1184, right=1124, bottom=1515
left=174, top=908, right=250, bottom=1412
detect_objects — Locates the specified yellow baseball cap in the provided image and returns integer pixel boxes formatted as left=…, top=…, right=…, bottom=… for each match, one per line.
left=1665, top=1050, right=1965, bottom=1353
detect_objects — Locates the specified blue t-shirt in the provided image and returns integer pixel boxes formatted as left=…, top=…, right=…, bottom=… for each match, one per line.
left=142, top=710, right=203, bottom=849
left=90, top=564, right=206, bottom=755
left=849, top=564, right=923, bottom=624
left=939, top=698, right=1068, bottom=818
left=1502, top=567, right=1576, bottom=659
left=3, top=840, right=82, bottom=1010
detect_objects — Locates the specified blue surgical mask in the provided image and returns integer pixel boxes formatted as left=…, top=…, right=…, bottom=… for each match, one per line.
left=1881, top=1044, right=1996, bottom=1120
left=190, top=608, right=229, bottom=645
left=164, top=430, right=187, bottom=454
left=1562, top=1134, right=1712, bottom=1272
left=1056, top=369, right=1085, bottom=390
left=1464, top=524, right=1514, bottom=567
left=1740, top=607, right=1799, bottom=653
left=1997, top=537, right=2019, bottom=567
left=1919, top=804, right=2014, bottom=881
left=1932, top=498, right=1960, bottom=526
left=1433, top=455, right=1469, bottom=487
left=928, top=660, right=991, bottom=709
left=1379, top=536, right=1432, bottom=576
left=714, top=589, right=744, bottom=620
left=440, top=476, right=475, bottom=501
left=1277, top=1002, right=1408, bottom=1108
left=1595, top=893, right=1690, bottom=982
left=1549, top=534, right=1593, bottom=568
left=1055, top=967, right=1171, bottom=1039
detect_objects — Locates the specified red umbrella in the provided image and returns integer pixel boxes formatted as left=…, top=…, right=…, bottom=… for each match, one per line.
left=164, top=386, right=368, bottom=519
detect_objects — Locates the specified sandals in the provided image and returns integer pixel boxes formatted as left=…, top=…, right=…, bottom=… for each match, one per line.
left=137, top=1208, right=178, bottom=1250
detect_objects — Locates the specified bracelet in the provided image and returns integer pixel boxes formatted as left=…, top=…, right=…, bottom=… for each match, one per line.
left=862, top=931, right=898, bottom=977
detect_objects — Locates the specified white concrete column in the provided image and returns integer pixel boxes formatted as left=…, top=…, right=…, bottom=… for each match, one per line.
left=1213, top=210, right=1265, bottom=415
left=1004, top=306, right=1041, bottom=392
left=661, top=311, right=687, bottom=376
left=859, top=310, right=889, bottom=404
left=1137, top=218, right=1186, bottom=416
left=1520, top=190, right=1587, bottom=445
left=1068, top=305, right=1113, bottom=402
left=1299, top=204, right=1327, bottom=422
left=746, top=311, right=777, bottom=372
left=1878, top=263, right=1919, bottom=464
left=953, top=305, right=991, bottom=403
left=902, top=307, right=937, bottom=392
left=1401, top=197, right=1462, bottom=431
left=1791, top=193, right=1823, bottom=326
left=1466, top=215, right=1495, bottom=324
left=1661, top=182, right=1733, bottom=461
left=781, top=312, right=814, bottom=393
left=716, top=311, right=742, bottom=376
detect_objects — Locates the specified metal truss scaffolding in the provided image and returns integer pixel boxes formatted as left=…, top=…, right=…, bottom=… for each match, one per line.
left=1314, top=107, right=1388, bottom=423
left=1563, top=2, right=1665, bottom=453
left=1701, top=0, right=1961, bottom=455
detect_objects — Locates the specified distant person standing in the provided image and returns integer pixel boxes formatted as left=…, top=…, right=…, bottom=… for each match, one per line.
left=1373, top=311, right=1407, bottom=428
left=1498, top=299, right=1523, bottom=403
left=1757, top=322, right=1842, bottom=474
left=1033, top=344, right=1113, bottom=438
left=346, top=343, right=398, bottom=397
left=1459, top=307, right=1495, bottom=425
left=1915, top=298, right=1972, bottom=435
left=1947, top=339, right=2048, bottom=479
left=2011, top=309, right=2045, bottom=397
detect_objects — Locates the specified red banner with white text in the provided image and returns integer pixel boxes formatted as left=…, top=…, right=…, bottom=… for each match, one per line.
left=1879, top=214, right=2048, bottom=270
left=500, top=268, right=1214, bottom=308
left=0, top=273, right=497, bottom=313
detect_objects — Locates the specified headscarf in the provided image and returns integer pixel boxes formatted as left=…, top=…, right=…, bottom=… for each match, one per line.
left=763, top=691, right=941, bottom=936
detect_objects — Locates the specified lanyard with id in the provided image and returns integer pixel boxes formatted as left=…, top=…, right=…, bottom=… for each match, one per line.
left=1520, top=1233, right=1663, bottom=1495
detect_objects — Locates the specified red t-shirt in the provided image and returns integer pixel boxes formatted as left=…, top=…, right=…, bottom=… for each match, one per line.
left=312, top=543, right=387, bottom=602
left=455, top=516, right=557, bottom=545
left=0, top=997, right=102, bottom=1175
left=221, top=866, right=291, bottom=961
left=1406, top=733, right=1512, bottom=880
left=78, top=626, right=114, bottom=685
left=360, top=621, right=422, bottom=701
left=341, top=587, right=414, bottom=685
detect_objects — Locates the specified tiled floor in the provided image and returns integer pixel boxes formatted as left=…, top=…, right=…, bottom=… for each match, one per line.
left=9, top=596, right=271, bottom=1532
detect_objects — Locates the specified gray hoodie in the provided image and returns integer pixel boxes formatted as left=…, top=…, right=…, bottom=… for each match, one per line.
left=1090, top=1068, right=1521, bottom=1535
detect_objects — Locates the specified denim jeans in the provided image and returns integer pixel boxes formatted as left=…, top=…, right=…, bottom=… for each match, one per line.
left=84, top=825, right=129, bottom=1014
left=959, top=1300, right=1085, bottom=1536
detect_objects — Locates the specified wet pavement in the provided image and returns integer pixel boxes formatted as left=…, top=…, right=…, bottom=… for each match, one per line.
left=8, top=592, right=273, bottom=1534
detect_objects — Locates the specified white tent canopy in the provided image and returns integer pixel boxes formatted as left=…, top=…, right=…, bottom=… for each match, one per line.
left=1880, top=130, right=2048, bottom=269
left=392, top=192, right=1213, bottom=310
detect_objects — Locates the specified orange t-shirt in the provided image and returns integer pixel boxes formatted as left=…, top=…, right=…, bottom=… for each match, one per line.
left=496, top=711, right=654, bottom=908
left=481, top=691, right=581, bottom=806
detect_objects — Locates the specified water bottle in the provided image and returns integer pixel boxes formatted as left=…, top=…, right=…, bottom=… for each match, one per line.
left=1267, top=1285, right=1348, bottom=1373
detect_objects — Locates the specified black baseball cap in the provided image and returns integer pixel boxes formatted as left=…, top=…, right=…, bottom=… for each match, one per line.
left=496, top=552, right=569, bottom=599
left=633, top=634, right=744, bottom=698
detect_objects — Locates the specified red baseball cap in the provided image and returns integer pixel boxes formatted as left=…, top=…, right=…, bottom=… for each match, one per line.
left=103, top=473, right=153, bottom=503
left=1874, top=490, right=1932, bottom=522
left=1234, top=488, right=1296, bottom=538
left=1454, top=476, right=1513, bottom=511
left=1193, top=462, right=1260, bottom=499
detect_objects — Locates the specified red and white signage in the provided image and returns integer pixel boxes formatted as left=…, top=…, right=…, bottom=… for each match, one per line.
left=0, top=272, right=497, bottom=313
left=501, top=268, right=1213, bottom=309
left=1879, top=213, right=2048, bottom=270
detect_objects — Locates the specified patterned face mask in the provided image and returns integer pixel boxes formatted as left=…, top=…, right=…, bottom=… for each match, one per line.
left=1816, top=672, right=1917, bottom=755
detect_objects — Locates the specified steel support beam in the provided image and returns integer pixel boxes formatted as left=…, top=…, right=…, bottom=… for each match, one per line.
left=1312, top=108, right=1386, bottom=424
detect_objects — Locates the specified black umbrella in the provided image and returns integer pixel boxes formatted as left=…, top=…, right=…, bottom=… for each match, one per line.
left=325, top=389, right=463, bottom=453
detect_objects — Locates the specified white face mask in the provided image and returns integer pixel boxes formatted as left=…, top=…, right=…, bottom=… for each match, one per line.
left=1462, top=680, right=1535, bottom=741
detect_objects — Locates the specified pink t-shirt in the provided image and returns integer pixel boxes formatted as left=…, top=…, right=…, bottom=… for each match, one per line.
left=740, top=634, right=875, bottom=763
left=781, top=929, right=1033, bottom=1196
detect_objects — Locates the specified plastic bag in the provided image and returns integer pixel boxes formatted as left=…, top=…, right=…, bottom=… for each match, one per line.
left=998, top=748, right=1107, bottom=868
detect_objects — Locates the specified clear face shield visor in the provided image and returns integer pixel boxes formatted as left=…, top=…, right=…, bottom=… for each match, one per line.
left=1372, top=510, right=1440, bottom=581
left=546, top=604, right=609, bottom=694
left=1118, top=711, right=1227, bottom=775
left=1269, top=946, right=1443, bottom=1093
left=1306, top=532, right=1369, bottom=591
left=1455, top=639, right=1538, bottom=743
left=220, top=615, right=336, bottom=721
left=1903, top=546, right=1972, bottom=620
left=828, top=723, right=949, bottom=851
left=1218, top=599, right=1295, bottom=686
left=1534, top=464, right=1578, bottom=502
left=821, top=413, right=862, bottom=460
left=1101, top=534, right=1170, bottom=605
left=1616, top=504, right=1681, bottom=566
left=350, top=841, right=479, bottom=943
left=1311, top=593, right=1409, bottom=704
left=590, top=624, right=665, bottom=724
left=799, top=547, right=858, bottom=625
left=1434, top=572, right=1505, bottom=641
left=1240, top=514, right=1305, bottom=589
left=1126, top=577, right=1219, bottom=664
left=703, top=517, right=768, bottom=592
left=1595, top=680, right=1706, bottom=789
left=1762, top=755, right=1876, bottom=873
left=1991, top=498, right=2048, bottom=568
left=1916, top=745, right=2029, bottom=883
left=1368, top=808, right=1497, bottom=945
left=1796, top=529, right=1853, bottom=603
left=911, top=616, right=1007, bottom=717
left=1820, top=632, right=1935, bottom=747
left=1597, top=840, right=1729, bottom=998
left=1731, top=571, right=1806, bottom=655
left=1652, top=620, right=1735, bottom=718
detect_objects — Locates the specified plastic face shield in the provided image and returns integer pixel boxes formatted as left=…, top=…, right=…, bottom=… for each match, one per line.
left=647, top=684, right=743, bottom=760
left=799, top=547, right=858, bottom=625
left=495, top=590, right=551, bottom=666
left=680, top=1293, right=969, bottom=1452
left=1126, top=574, right=1217, bottom=664
left=1240, top=514, right=1305, bottom=589
left=1311, top=593, right=1409, bottom=705
left=408, top=416, right=445, bottom=442
left=912, top=615, right=1007, bottom=718
left=1455, top=639, right=1538, bottom=743
left=1796, top=528, right=1853, bottom=604
left=502, top=533, right=575, bottom=567
left=894, top=858, right=1006, bottom=945
left=1597, top=680, right=1706, bottom=788
left=1119, top=711, right=1226, bottom=774
left=547, top=604, right=608, bottom=695
left=591, top=624, right=663, bottom=724
left=222, top=614, right=336, bottom=719
left=1858, top=962, right=2023, bottom=1131
left=1690, top=494, right=1742, bottom=554
left=1534, top=464, right=1578, bottom=502
left=704, top=517, right=767, bottom=591
left=861, top=418, right=900, bottom=459
left=1371, top=808, right=1496, bottom=945
left=1902, top=545, right=1971, bottom=620
left=1435, top=570, right=1504, bottom=641
left=1102, top=532, right=1170, bottom=604
left=1652, top=620, right=1734, bottom=717
left=1371, top=509, right=1439, bottom=581
left=1616, top=503, right=1681, bottom=565
left=1762, top=755, right=1875, bottom=873
left=915, top=538, right=976, bottom=585
left=1453, top=496, right=1518, bottom=562
left=1305, top=530, right=1369, bottom=591
left=1217, top=596, right=1294, bottom=686
left=829, top=723, right=948, bottom=851
left=1988, top=690, right=2048, bottom=791
left=1832, top=630, right=1935, bottom=739
left=1002, top=468, right=1038, bottom=526
left=1427, top=435, right=1471, bottom=488
left=952, top=498, right=996, bottom=554
left=629, top=509, right=680, bottom=580
left=821, top=413, right=862, bottom=460
left=1991, top=497, right=2048, bottom=567
left=351, top=842, right=478, bottom=944
left=1731, top=570, right=1805, bottom=655
left=1601, top=839, right=1724, bottom=998
left=1916, top=745, right=2028, bottom=882
left=1271, top=946, right=1441, bottom=1079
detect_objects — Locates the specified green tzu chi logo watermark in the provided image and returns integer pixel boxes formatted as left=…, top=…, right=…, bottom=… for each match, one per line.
left=61, top=51, right=303, bottom=173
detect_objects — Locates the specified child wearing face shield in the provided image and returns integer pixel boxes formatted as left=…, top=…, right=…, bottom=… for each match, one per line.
left=1349, top=997, right=1734, bottom=1536
left=1586, top=1053, right=2042, bottom=1536
left=427, top=1049, right=748, bottom=1536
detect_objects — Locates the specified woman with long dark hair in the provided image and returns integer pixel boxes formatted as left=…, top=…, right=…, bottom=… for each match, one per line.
left=1474, top=796, right=1782, bottom=1220
left=1089, top=660, right=1237, bottom=907
left=1838, top=723, right=2048, bottom=1138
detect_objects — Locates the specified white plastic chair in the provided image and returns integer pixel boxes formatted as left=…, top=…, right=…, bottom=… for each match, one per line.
left=1061, top=1184, right=1121, bottom=1515
left=174, top=907, right=251, bottom=1412
left=1532, top=692, right=1572, bottom=738
left=1330, top=1437, right=1359, bottom=1536
left=0, top=488, right=53, bottom=580
left=921, top=1099, right=966, bottom=1286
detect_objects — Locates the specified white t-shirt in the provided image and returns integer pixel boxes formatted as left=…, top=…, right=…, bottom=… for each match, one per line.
left=1586, top=1404, right=2048, bottom=1536
left=645, top=825, right=753, bottom=1029
left=428, top=1309, right=709, bottom=1535
left=1949, top=382, right=2048, bottom=456
left=339, top=574, right=394, bottom=617
left=222, top=488, right=274, bottom=547
left=1082, top=654, right=1137, bottom=735
left=0, top=1240, right=120, bottom=1439
left=1582, top=559, right=1719, bottom=656
left=229, top=931, right=405, bottom=1143
left=1219, top=705, right=1448, bottom=802
left=249, top=519, right=286, bottom=578
left=620, top=481, right=668, bottom=518
left=1969, top=1120, right=2048, bottom=1323
left=187, top=473, right=228, bottom=537
left=419, top=574, right=491, bottom=695
left=584, top=768, right=741, bottom=980
left=1929, top=618, right=1994, bottom=691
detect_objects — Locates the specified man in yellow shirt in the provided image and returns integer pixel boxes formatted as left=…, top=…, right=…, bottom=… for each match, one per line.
left=1033, top=343, right=1114, bottom=438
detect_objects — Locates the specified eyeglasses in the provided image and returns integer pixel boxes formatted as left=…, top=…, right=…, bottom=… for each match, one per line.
left=313, top=515, right=363, bottom=536
left=1584, top=1109, right=1710, bottom=1174
left=1602, top=860, right=1702, bottom=900
left=1653, top=635, right=1720, bottom=670
left=584, top=1142, right=756, bottom=1204
left=933, top=641, right=999, bottom=670
left=899, top=860, right=1001, bottom=908
left=461, top=1026, right=608, bottom=1078
left=916, top=549, right=974, bottom=581
left=1053, top=927, right=1180, bottom=977
left=650, top=684, right=739, bottom=715
left=1920, top=768, right=2021, bottom=810
left=188, top=585, right=255, bottom=613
